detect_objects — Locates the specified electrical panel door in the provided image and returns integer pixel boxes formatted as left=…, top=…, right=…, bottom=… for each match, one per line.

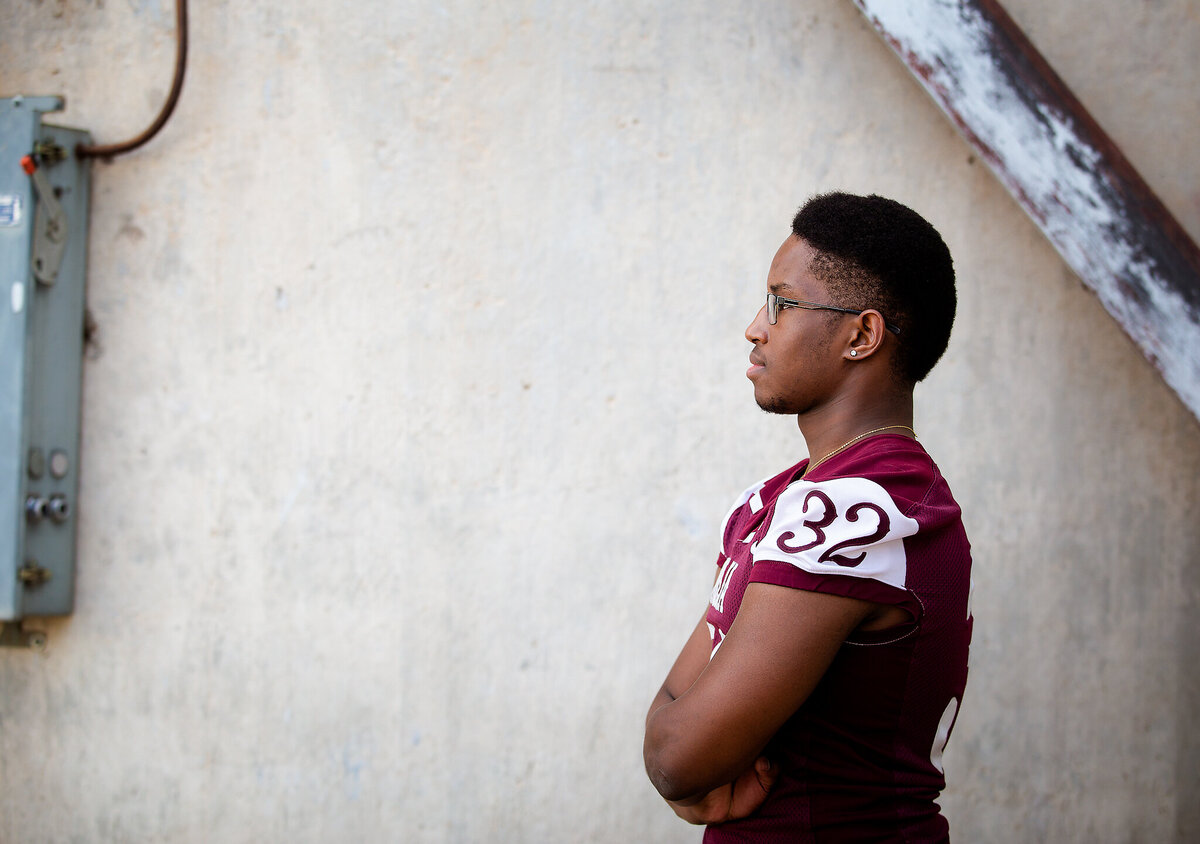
left=1, top=96, right=91, bottom=622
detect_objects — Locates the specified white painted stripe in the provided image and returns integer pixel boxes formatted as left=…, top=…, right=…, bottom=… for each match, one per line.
left=856, top=0, right=1200, bottom=420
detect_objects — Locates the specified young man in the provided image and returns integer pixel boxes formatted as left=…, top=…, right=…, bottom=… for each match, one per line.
left=644, top=193, right=972, bottom=842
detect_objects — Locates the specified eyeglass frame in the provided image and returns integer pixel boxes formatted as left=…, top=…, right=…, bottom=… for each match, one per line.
left=766, top=293, right=901, bottom=335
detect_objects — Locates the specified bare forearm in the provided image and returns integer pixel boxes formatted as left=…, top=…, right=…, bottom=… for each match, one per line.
left=645, top=615, right=710, bottom=723
left=645, top=615, right=718, bottom=799
left=646, top=681, right=714, bottom=801
left=645, top=698, right=759, bottom=802
left=644, top=703, right=689, bottom=801
left=646, top=585, right=876, bottom=803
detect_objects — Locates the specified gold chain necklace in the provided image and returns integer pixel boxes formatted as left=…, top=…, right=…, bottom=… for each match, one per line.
left=803, top=424, right=916, bottom=478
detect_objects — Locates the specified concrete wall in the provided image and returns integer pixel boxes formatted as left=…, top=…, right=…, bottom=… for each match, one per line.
left=2, top=1, right=1197, bottom=841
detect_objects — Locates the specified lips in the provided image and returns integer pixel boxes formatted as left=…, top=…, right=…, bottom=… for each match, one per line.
left=747, top=351, right=766, bottom=378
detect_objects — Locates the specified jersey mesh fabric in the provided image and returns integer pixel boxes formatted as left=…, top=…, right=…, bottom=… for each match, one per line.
left=702, top=435, right=972, bottom=843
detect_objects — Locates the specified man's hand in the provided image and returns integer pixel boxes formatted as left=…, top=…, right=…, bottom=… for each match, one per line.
left=667, top=756, right=779, bottom=825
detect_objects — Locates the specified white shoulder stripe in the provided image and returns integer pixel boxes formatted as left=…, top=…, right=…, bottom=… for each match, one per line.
left=751, top=476, right=919, bottom=589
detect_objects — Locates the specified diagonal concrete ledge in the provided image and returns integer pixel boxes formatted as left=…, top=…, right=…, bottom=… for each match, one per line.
left=852, top=0, right=1200, bottom=423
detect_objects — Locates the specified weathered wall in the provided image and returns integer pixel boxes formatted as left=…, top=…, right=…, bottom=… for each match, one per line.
left=1, top=1, right=1196, bottom=841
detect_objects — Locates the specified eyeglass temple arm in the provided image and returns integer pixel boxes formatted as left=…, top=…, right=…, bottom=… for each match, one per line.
left=821, top=303, right=902, bottom=336
left=772, top=296, right=901, bottom=335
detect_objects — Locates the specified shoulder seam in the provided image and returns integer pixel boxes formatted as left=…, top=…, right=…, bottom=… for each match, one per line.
left=901, top=451, right=939, bottom=519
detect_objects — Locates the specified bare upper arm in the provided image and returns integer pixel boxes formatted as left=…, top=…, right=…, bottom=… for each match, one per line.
left=644, top=582, right=878, bottom=801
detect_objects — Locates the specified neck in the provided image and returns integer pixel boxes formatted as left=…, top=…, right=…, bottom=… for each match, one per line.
left=797, top=387, right=915, bottom=470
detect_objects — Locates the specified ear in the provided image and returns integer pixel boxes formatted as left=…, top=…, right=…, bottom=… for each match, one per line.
left=844, top=310, right=889, bottom=361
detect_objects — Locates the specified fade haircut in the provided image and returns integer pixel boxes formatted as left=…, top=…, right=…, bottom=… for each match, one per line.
left=792, top=192, right=956, bottom=383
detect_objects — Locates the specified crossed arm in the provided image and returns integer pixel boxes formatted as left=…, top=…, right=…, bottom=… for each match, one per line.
left=643, top=581, right=887, bottom=823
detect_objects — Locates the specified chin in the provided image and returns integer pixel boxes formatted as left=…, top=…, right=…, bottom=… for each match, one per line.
left=755, top=394, right=797, bottom=415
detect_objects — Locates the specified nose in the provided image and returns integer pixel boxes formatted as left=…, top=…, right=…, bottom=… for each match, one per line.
left=746, top=303, right=768, bottom=344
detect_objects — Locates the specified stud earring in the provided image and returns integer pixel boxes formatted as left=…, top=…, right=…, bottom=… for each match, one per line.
left=850, top=350, right=858, bottom=357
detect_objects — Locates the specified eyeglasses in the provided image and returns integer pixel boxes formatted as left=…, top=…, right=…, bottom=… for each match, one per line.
left=766, top=293, right=901, bottom=335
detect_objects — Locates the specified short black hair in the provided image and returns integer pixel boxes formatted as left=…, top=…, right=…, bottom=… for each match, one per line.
left=792, top=192, right=956, bottom=383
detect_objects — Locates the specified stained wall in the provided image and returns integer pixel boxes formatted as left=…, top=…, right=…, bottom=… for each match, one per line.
left=1, top=1, right=1197, bottom=841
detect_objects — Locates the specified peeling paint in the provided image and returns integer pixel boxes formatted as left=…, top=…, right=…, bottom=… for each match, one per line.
left=855, top=0, right=1200, bottom=421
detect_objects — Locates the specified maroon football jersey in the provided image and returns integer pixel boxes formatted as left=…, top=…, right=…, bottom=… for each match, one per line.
left=704, top=435, right=972, bottom=843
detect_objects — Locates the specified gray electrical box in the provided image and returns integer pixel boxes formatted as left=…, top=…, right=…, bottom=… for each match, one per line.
left=1, top=96, right=91, bottom=629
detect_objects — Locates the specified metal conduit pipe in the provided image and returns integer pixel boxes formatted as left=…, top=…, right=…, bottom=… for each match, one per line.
left=76, top=0, right=188, bottom=160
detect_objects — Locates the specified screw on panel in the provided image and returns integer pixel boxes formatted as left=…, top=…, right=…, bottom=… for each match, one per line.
left=33, top=140, right=66, bottom=165
left=0, top=623, right=48, bottom=650
left=18, top=562, right=52, bottom=586
left=46, top=495, right=69, bottom=523
left=25, top=494, right=48, bottom=524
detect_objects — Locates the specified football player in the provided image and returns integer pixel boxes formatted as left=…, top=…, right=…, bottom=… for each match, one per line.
left=644, top=192, right=972, bottom=842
